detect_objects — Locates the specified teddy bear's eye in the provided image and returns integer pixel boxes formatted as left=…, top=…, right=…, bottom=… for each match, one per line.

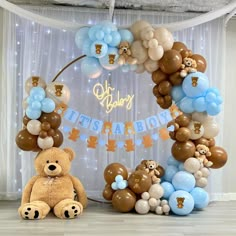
left=55, top=160, right=58, bottom=163
left=46, top=160, right=49, bottom=163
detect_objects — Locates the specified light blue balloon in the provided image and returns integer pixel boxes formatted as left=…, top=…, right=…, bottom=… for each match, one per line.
left=193, top=97, right=207, bottom=112
left=167, top=156, right=180, bottom=167
left=109, top=31, right=121, bottom=47
left=179, top=97, right=194, bottom=113
left=81, top=57, right=103, bottom=79
left=104, top=34, right=112, bottom=44
left=163, top=165, right=179, bottom=182
left=216, top=95, right=223, bottom=105
left=172, top=171, right=195, bottom=192
left=118, top=180, right=128, bottom=190
left=90, top=41, right=108, bottom=58
left=171, top=86, right=185, bottom=103
left=75, top=27, right=89, bottom=49
left=169, top=190, right=194, bottom=215
left=178, top=163, right=185, bottom=171
left=82, top=39, right=93, bottom=57
left=26, top=96, right=33, bottom=105
left=205, top=92, right=217, bottom=103
left=95, top=30, right=105, bottom=40
left=30, top=87, right=45, bottom=99
left=102, top=26, right=112, bottom=35
left=182, top=72, right=209, bottom=98
left=100, top=20, right=117, bottom=32
left=206, top=102, right=221, bottom=116
left=115, top=175, right=123, bottom=182
left=41, top=98, right=55, bottom=113
left=111, top=182, right=118, bottom=190
left=88, top=25, right=102, bottom=41
left=161, top=182, right=175, bottom=199
left=26, top=107, right=41, bottom=120
left=207, top=87, right=220, bottom=96
left=99, top=47, right=119, bottom=70
left=190, top=187, right=209, bottom=209
left=118, top=29, right=134, bottom=44
left=31, top=101, right=41, bottom=110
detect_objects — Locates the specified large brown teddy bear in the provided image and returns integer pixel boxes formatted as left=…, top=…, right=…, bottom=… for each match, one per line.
left=18, top=147, right=87, bottom=220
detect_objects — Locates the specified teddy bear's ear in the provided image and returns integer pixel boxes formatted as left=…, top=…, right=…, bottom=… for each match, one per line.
left=63, top=148, right=75, bottom=161
left=141, top=160, right=147, bottom=165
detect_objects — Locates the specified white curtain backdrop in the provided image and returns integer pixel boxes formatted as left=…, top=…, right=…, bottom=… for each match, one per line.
left=0, top=6, right=226, bottom=200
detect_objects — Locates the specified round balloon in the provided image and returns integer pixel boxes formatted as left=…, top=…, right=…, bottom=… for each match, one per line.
left=52, top=129, right=63, bottom=147
left=187, top=120, right=204, bottom=140
left=163, top=165, right=178, bottom=182
left=26, top=120, right=41, bottom=135
left=152, top=69, right=168, bottom=85
left=25, top=76, right=46, bottom=94
left=202, top=119, right=219, bottom=139
left=190, top=187, right=209, bottom=209
left=15, top=129, right=38, bottom=151
left=172, top=171, right=196, bottom=192
left=37, top=136, right=54, bottom=150
left=208, top=146, right=228, bottom=169
left=184, top=157, right=201, bottom=173
left=161, top=182, right=175, bottom=199
left=81, top=57, right=103, bottom=79
left=103, top=184, right=115, bottom=201
left=172, top=42, right=188, bottom=52
left=39, top=112, right=61, bottom=129
left=99, top=47, right=119, bottom=70
left=191, top=54, right=207, bottom=72
left=175, top=115, right=190, bottom=127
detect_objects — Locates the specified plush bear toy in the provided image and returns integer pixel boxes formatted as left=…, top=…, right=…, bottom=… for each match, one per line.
left=118, top=41, right=137, bottom=65
left=18, top=147, right=87, bottom=220
left=195, top=144, right=213, bottom=167
left=180, top=57, right=197, bottom=78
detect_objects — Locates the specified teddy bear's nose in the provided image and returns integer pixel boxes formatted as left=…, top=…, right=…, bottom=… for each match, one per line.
left=48, top=165, right=56, bottom=171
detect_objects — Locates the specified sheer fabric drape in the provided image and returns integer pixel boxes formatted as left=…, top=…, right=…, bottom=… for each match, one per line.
left=0, top=6, right=225, bottom=199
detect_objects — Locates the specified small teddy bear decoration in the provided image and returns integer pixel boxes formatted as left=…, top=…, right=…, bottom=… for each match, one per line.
left=118, top=41, right=137, bottom=65
left=195, top=144, right=213, bottom=167
left=180, top=57, right=197, bottom=78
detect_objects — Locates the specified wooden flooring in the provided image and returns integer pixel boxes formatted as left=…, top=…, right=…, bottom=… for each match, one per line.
left=0, top=200, right=236, bottom=236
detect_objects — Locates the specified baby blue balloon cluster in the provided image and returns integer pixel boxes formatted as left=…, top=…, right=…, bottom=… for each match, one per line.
left=26, top=87, right=56, bottom=120
left=111, top=175, right=128, bottom=190
left=171, top=72, right=223, bottom=116
left=161, top=156, right=209, bottom=216
left=75, top=21, right=135, bottom=78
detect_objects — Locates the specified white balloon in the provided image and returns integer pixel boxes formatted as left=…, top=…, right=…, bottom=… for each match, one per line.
left=37, top=136, right=54, bottom=150
left=184, top=157, right=201, bottom=173
left=155, top=206, right=163, bottom=215
left=202, top=119, right=219, bottom=139
left=192, top=112, right=213, bottom=124
left=148, top=184, right=164, bottom=199
left=131, top=40, right=148, bottom=64
left=144, top=58, right=159, bottom=73
left=188, top=120, right=204, bottom=140
left=148, top=45, right=164, bottom=61
left=135, top=199, right=150, bottom=214
left=141, top=192, right=150, bottom=200
left=27, top=120, right=41, bottom=135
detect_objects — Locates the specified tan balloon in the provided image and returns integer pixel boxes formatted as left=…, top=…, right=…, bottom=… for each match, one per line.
left=46, top=82, right=70, bottom=105
left=154, top=28, right=174, bottom=51
left=192, top=112, right=212, bottom=124
left=184, top=157, right=201, bottom=173
left=25, top=76, right=46, bottom=94
left=188, top=121, right=204, bottom=140
left=37, top=136, right=54, bottom=150
left=131, top=40, right=148, bottom=64
left=144, top=58, right=159, bottom=73
left=22, top=97, right=28, bottom=110
left=148, top=45, right=164, bottom=61
left=27, top=120, right=41, bottom=135
left=135, top=63, right=145, bottom=74
left=130, top=20, right=152, bottom=40
left=202, top=119, right=219, bottom=139
left=148, top=38, right=158, bottom=48
left=196, top=177, right=208, bottom=188
left=140, top=26, right=154, bottom=41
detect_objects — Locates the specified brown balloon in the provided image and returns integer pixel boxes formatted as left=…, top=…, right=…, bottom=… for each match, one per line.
left=128, top=170, right=152, bottom=194
left=208, top=146, right=228, bottom=169
left=15, top=129, right=38, bottom=151
left=103, top=184, right=115, bottom=201
left=104, top=163, right=128, bottom=185
left=194, top=137, right=210, bottom=147
left=191, top=54, right=207, bottom=72
left=52, top=129, right=63, bottom=147
left=156, top=165, right=165, bottom=178
left=175, top=115, right=190, bottom=127
left=39, top=130, right=48, bottom=139
left=208, top=138, right=215, bottom=147
left=152, top=69, right=168, bottom=85
left=176, top=127, right=191, bottom=142
left=169, top=72, right=184, bottom=86
left=157, top=96, right=172, bottom=109
left=23, top=115, right=31, bottom=126
left=41, top=122, right=51, bottom=131
left=153, top=85, right=161, bottom=97
left=39, top=112, right=61, bottom=129
left=172, top=42, right=188, bottom=53
left=158, top=81, right=172, bottom=95
left=48, top=128, right=55, bottom=137
left=112, top=189, right=136, bottom=213
left=159, top=50, right=182, bottom=74
left=171, top=141, right=196, bottom=162
left=180, top=49, right=193, bottom=59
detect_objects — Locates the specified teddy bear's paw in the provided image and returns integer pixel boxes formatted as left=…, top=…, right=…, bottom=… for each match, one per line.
left=20, top=205, right=42, bottom=220
left=62, top=202, right=83, bottom=219
left=205, top=161, right=213, bottom=167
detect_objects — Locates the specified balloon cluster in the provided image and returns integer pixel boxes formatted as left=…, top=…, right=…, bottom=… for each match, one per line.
left=16, top=76, right=70, bottom=151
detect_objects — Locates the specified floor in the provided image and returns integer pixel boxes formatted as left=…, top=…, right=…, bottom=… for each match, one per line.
left=0, top=200, right=235, bottom=236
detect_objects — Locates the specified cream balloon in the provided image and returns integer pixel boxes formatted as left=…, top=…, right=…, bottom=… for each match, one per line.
left=201, top=167, right=210, bottom=177
left=25, top=76, right=46, bottom=94
left=140, top=26, right=154, bottom=41
left=148, top=38, right=158, bottom=48
left=184, top=157, right=201, bottom=173
left=202, top=119, right=219, bottom=139
left=22, top=97, right=28, bottom=110
left=154, top=28, right=174, bottom=51
left=148, top=184, right=164, bottom=199
left=27, top=120, right=41, bottom=135
left=135, top=199, right=150, bottom=214
left=192, top=112, right=213, bottom=124
left=196, top=177, right=208, bottom=188
left=148, top=45, right=164, bottom=61
left=144, top=58, right=159, bottom=73
left=130, top=20, right=152, bottom=40
left=131, top=40, right=149, bottom=64
left=188, top=120, right=204, bottom=140
left=46, top=82, right=70, bottom=105
left=37, top=136, right=54, bottom=150
left=135, top=64, right=145, bottom=74
left=142, top=40, right=149, bottom=49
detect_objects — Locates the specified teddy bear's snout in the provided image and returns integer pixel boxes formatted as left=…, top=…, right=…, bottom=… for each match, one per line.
left=48, top=165, right=56, bottom=171
left=186, top=61, right=192, bottom=66
left=44, top=163, right=62, bottom=176
left=149, top=165, right=155, bottom=169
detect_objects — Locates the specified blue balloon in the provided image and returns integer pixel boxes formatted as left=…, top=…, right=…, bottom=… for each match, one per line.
left=178, top=163, right=185, bottom=171
left=190, top=187, right=209, bottom=209
left=182, top=72, right=209, bottom=98
left=88, top=25, right=102, bottom=41
left=95, top=30, right=105, bottom=40
left=75, top=27, right=89, bottom=49
left=117, top=180, right=128, bottom=189
left=109, top=31, right=121, bottom=47
left=169, top=190, right=194, bottom=215
left=216, top=95, right=223, bottom=105
left=30, top=87, right=45, bottom=98
left=82, top=39, right=93, bottom=57
left=26, top=96, right=33, bottom=105
left=41, top=98, right=55, bottom=113
left=90, top=41, right=108, bottom=58
left=26, top=107, right=41, bottom=120
left=111, top=182, right=118, bottom=190
left=167, top=156, right=180, bottom=167
left=161, top=182, right=175, bottom=199
left=118, top=29, right=134, bottom=44
left=163, top=165, right=179, bottom=182
left=205, top=92, right=217, bottom=103
left=99, top=47, right=119, bottom=70
left=171, top=86, right=185, bottom=103
left=179, top=97, right=194, bottom=113
left=172, top=171, right=195, bottom=192
left=102, top=26, right=112, bottom=35
left=206, top=102, right=221, bottom=116
left=31, top=101, right=41, bottom=110
left=81, top=57, right=103, bottom=79
left=100, top=20, right=117, bottom=32
left=115, top=175, right=123, bottom=182
left=193, top=97, right=207, bottom=112
left=207, top=87, right=220, bottom=96
left=104, top=34, right=112, bottom=44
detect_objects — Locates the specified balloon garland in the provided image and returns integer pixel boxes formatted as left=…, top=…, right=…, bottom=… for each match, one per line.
left=15, top=20, right=227, bottom=215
